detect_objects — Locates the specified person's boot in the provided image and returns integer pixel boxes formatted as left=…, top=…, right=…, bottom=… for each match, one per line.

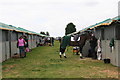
left=24, top=52, right=26, bottom=58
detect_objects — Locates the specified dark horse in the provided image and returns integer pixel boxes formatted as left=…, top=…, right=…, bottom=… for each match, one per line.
left=70, top=31, right=92, bottom=58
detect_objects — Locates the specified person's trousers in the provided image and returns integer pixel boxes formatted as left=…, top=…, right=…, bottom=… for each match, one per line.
left=90, top=46, right=96, bottom=59
left=19, top=46, right=26, bottom=57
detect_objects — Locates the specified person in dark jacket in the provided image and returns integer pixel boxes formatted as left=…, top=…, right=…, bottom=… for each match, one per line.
left=23, top=35, right=29, bottom=56
left=23, top=35, right=28, bottom=48
left=89, top=34, right=97, bottom=59
left=51, top=37, right=54, bottom=46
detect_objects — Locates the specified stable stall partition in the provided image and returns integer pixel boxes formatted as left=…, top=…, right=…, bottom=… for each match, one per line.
left=2, top=30, right=10, bottom=61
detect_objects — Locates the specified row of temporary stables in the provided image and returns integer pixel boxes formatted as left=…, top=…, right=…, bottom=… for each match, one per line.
left=67, top=16, right=120, bottom=66
left=94, top=18, right=120, bottom=67
left=0, top=22, right=47, bottom=62
left=82, top=16, right=120, bottom=66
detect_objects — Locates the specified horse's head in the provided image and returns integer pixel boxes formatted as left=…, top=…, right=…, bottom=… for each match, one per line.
left=85, top=31, right=92, bottom=40
left=80, top=31, right=92, bottom=41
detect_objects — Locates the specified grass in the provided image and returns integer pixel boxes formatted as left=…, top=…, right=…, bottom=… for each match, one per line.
left=2, top=41, right=118, bottom=79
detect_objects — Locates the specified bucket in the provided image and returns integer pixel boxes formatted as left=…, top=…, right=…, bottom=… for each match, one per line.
left=73, top=50, right=78, bottom=53
left=104, top=59, right=110, bottom=64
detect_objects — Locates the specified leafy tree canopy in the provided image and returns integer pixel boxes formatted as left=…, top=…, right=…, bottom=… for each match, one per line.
left=46, top=31, right=50, bottom=36
left=40, top=31, right=46, bottom=35
left=65, top=22, right=76, bottom=35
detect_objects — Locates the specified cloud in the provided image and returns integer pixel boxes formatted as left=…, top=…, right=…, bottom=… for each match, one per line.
left=0, top=0, right=119, bottom=37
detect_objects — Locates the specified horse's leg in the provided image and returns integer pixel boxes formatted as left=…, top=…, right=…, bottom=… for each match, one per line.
left=63, top=53, right=67, bottom=58
left=59, top=47, right=62, bottom=58
left=76, top=47, right=79, bottom=55
left=79, top=46, right=83, bottom=59
left=59, top=52, right=62, bottom=58
left=59, top=47, right=67, bottom=58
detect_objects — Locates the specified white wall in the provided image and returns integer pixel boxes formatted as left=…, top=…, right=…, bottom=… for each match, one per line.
left=11, top=41, right=18, bottom=57
left=0, top=30, right=1, bottom=80
left=0, top=30, right=2, bottom=63
left=101, top=40, right=120, bottom=66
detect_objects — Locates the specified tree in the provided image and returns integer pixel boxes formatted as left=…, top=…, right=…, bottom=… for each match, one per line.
left=46, top=32, right=50, bottom=36
left=40, top=31, right=46, bottom=35
left=65, top=22, right=76, bottom=35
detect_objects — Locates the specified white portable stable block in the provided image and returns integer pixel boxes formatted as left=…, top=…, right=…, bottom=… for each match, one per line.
left=101, top=40, right=120, bottom=67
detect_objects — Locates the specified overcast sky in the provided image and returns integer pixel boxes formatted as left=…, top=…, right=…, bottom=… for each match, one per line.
left=0, top=0, right=119, bottom=37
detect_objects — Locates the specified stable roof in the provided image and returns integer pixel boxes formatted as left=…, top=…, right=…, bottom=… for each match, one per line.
left=0, top=22, right=48, bottom=37
left=68, top=16, right=119, bottom=35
